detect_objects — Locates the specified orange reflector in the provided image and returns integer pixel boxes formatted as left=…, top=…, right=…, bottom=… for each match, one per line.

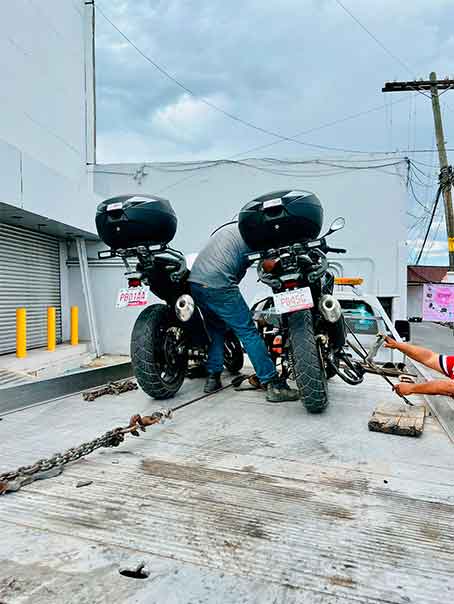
left=272, top=335, right=283, bottom=355
left=334, top=277, right=364, bottom=286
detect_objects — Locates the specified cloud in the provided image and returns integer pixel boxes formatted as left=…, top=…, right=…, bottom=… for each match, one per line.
left=150, top=93, right=229, bottom=145
left=95, top=0, right=454, bottom=163
left=408, top=239, right=447, bottom=254
left=408, top=237, right=449, bottom=264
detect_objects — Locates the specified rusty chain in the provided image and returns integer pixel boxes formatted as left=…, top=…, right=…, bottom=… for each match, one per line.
left=82, top=379, right=138, bottom=402
left=0, top=374, right=251, bottom=495
left=0, top=410, right=172, bottom=495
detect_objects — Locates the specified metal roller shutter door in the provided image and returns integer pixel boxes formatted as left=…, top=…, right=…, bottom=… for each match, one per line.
left=0, top=224, right=62, bottom=354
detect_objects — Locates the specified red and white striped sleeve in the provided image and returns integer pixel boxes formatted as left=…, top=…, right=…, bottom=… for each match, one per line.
left=439, top=355, right=454, bottom=379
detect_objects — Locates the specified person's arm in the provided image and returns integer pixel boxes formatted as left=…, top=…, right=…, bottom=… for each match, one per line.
left=384, top=336, right=443, bottom=374
left=395, top=380, right=454, bottom=397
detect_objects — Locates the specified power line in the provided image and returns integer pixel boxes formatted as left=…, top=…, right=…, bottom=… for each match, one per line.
left=334, top=0, right=435, bottom=104
left=92, top=157, right=407, bottom=178
left=423, top=206, right=444, bottom=261
left=333, top=0, right=414, bottom=76
left=409, top=213, right=432, bottom=264
left=410, top=161, right=434, bottom=179
left=408, top=214, right=428, bottom=238
left=415, top=185, right=443, bottom=264
left=407, top=175, right=432, bottom=213
left=407, top=211, right=425, bottom=220
left=228, top=97, right=411, bottom=159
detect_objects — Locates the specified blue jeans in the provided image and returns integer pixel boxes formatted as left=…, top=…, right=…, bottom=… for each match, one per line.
left=191, top=283, right=277, bottom=384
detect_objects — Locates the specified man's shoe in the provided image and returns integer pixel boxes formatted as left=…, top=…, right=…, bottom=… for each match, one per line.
left=266, top=376, right=300, bottom=402
left=204, top=372, right=223, bottom=393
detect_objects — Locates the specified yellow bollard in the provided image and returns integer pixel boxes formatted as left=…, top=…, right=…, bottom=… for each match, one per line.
left=16, top=308, right=27, bottom=358
left=47, top=307, right=56, bottom=351
left=70, top=306, right=79, bottom=346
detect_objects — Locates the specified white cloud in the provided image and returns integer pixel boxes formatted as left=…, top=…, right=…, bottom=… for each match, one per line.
left=150, top=93, right=229, bottom=145
left=408, top=239, right=448, bottom=262
left=95, top=0, right=454, bottom=164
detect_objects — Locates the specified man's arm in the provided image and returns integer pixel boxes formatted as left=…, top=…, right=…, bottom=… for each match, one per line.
left=395, top=379, right=454, bottom=397
left=384, top=336, right=443, bottom=374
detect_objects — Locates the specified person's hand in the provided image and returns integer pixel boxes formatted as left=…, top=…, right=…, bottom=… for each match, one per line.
left=393, top=382, right=414, bottom=397
left=384, top=335, right=399, bottom=349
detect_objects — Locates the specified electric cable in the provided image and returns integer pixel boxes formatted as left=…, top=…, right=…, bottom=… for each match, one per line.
left=333, top=0, right=433, bottom=104
left=415, top=185, right=443, bottom=264
left=423, top=206, right=444, bottom=262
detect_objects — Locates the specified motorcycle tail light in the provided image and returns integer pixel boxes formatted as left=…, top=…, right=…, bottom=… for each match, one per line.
left=262, top=258, right=280, bottom=273
left=283, top=280, right=299, bottom=289
left=128, top=277, right=142, bottom=287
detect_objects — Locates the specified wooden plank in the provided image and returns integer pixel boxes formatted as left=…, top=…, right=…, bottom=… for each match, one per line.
left=368, top=401, right=426, bottom=437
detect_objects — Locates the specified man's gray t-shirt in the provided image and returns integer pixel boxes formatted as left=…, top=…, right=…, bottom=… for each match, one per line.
left=188, top=223, right=251, bottom=288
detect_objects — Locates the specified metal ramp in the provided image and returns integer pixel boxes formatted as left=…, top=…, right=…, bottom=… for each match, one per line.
left=0, top=368, right=34, bottom=390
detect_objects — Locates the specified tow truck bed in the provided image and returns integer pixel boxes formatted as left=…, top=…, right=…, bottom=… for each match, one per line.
left=1, top=373, right=453, bottom=603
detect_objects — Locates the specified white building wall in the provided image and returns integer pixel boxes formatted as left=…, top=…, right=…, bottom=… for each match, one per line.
left=0, top=1, right=100, bottom=354
left=407, top=285, right=423, bottom=319
left=0, top=0, right=97, bottom=234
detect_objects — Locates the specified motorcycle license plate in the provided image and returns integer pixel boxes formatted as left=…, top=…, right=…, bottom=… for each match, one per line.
left=273, top=287, right=314, bottom=314
left=116, top=286, right=149, bottom=309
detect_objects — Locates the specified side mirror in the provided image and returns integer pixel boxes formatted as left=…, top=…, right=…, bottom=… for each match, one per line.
left=324, top=217, right=345, bottom=237
left=395, top=320, right=411, bottom=342
left=330, top=217, right=345, bottom=232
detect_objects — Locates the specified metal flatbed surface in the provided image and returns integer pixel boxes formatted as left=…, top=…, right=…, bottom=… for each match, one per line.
left=1, top=374, right=453, bottom=604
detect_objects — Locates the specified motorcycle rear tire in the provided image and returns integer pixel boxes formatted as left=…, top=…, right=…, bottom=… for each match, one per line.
left=131, top=304, right=187, bottom=400
left=288, top=309, right=329, bottom=413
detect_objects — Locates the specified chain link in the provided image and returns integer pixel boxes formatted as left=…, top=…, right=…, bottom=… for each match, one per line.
left=82, top=378, right=138, bottom=402
left=0, top=428, right=125, bottom=485
left=0, top=374, right=239, bottom=495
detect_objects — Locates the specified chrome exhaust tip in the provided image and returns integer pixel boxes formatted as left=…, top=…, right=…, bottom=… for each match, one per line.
left=175, top=294, right=195, bottom=322
left=319, top=294, right=342, bottom=324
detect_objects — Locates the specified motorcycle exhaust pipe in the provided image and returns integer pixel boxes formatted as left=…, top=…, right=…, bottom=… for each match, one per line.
left=319, top=295, right=342, bottom=324
left=175, top=294, right=195, bottom=322
left=320, top=295, right=345, bottom=352
left=327, top=318, right=346, bottom=352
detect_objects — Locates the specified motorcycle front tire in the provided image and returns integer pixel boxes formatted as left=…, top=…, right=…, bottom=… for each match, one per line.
left=288, top=309, right=329, bottom=413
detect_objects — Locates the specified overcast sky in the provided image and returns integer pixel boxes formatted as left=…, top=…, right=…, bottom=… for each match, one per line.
left=95, top=0, right=454, bottom=264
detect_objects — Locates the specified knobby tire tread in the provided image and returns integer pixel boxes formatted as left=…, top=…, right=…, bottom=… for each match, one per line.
left=288, top=309, right=329, bottom=413
left=131, top=304, right=186, bottom=400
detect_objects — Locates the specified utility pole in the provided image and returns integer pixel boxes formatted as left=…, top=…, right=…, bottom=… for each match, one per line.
left=383, top=73, right=454, bottom=271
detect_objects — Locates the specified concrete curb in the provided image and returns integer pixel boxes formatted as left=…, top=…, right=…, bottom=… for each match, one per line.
left=0, top=362, right=133, bottom=416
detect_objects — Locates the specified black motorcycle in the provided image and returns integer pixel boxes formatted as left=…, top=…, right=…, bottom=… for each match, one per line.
left=95, top=194, right=243, bottom=400
left=238, top=190, right=364, bottom=413
left=95, top=191, right=363, bottom=408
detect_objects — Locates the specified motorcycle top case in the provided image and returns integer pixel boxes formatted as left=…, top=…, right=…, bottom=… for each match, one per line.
left=95, top=194, right=177, bottom=249
left=238, top=190, right=324, bottom=251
